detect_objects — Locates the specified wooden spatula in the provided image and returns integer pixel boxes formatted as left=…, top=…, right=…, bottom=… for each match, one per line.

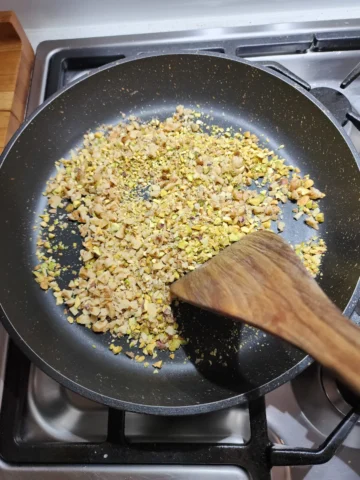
left=170, top=230, right=360, bottom=394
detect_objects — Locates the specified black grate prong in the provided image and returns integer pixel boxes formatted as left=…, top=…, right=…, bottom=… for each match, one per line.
left=346, top=110, right=360, bottom=131
left=256, top=60, right=311, bottom=91
left=341, top=61, right=360, bottom=89
left=107, top=408, right=126, bottom=444
left=271, top=408, right=359, bottom=466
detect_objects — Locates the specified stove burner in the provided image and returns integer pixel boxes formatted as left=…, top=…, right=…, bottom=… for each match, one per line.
left=311, top=87, right=352, bottom=126
left=292, top=364, right=360, bottom=449
left=322, top=370, right=357, bottom=418
left=336, top=382, right=360, bottom=413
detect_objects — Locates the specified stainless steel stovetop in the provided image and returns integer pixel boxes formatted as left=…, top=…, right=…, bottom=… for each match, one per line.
left=1, top=18, right=360, bottom=480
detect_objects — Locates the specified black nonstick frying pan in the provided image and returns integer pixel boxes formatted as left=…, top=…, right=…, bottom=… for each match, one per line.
left=0, top=52, right=359, bottom=415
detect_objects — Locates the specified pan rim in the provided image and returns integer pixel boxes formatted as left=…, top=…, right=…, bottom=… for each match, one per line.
left=1, top=51, right=359, bottom=415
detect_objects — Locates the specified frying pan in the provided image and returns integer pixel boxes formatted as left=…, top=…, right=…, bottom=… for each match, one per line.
left=0, top=52, right=359, bottom=415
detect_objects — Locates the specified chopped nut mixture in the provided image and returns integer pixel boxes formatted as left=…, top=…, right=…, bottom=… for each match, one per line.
left=33, top=106, right=327, bottom=357
left=294, top=237, right=327, bottom=277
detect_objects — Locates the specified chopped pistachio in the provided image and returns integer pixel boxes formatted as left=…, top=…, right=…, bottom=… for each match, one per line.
left=316, top=212, right=324, bottom=223
left=152, top=360, right=163, bottom=369
left=33, top=106, right=326, bottom=361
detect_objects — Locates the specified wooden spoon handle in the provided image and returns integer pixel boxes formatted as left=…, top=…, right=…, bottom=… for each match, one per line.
left=171, top=231, right=360, bottom=394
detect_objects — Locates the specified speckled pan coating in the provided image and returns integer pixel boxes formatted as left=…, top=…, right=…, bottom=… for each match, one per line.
left=0, top=52, right=359, bottom=415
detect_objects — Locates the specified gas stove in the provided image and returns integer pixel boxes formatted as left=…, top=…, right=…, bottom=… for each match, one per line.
left=1, top=19, right=360, bottom=480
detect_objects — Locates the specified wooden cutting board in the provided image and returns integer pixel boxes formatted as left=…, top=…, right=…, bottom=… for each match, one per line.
left=0, top=11, right=34, bottom=154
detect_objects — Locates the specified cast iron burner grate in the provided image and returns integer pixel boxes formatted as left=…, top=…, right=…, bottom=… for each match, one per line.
left=0, top=341, right=358, bottom=479
left=256, top=60, right=360, bottom=131
left=44, top=52, right=360, bottom=133
left=311, top=87, right=359, bottom=127
left=1, top=37, right=360, bottom=479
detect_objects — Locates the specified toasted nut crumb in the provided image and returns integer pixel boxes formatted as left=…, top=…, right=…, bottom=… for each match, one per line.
left=33, top=106, right=327, bottom=360
left=277, top=221, right=285, bottom=232
left=153, top=360, right=163, bottom=369
left=305, top=216, right=319, bottom=230
left=110, top=344, right=123, bottom=354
